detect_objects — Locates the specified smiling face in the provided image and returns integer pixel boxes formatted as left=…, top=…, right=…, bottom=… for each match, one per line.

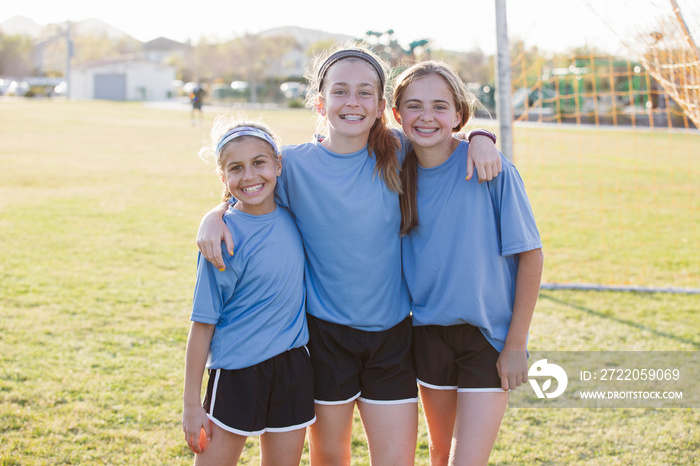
left=393, top=73, right=462, bottom=159
left=220, top=137, right=282, bottom=216
left=316, top=58, right=385, bottom=153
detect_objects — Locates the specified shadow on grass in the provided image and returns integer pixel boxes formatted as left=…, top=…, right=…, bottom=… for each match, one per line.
left=539, top=293, right=700, bottom=349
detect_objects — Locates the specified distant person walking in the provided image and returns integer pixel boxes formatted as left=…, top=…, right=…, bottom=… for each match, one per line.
left=190, top=83, right=206, bottom=126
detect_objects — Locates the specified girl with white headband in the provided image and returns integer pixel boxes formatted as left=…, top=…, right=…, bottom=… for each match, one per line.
left=182, top=116, right=314, bottom=464
left=196, top=43, right=502, bottom=465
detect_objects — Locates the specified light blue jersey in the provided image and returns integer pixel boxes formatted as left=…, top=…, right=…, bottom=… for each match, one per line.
left=275, top=139, right=411, bottom=331
left=191, top=206, right=308, bottom=370
left=402, top=141, right=541, bottom=352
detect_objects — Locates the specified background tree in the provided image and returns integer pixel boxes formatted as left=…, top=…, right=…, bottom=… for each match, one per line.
left=0, top=33, right=35, bottom=76
left=434, top=48, right=492, bottom=85
left=233, top=33, right=296, bottom=103
left=306, top=39, right=341, bottom=62
left=192, top=37, right=240, bottom=82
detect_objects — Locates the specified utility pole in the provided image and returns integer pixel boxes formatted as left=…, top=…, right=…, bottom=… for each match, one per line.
left=495, top=0, right=513, bottom=160
left=65, top=21, right=73, bottom=99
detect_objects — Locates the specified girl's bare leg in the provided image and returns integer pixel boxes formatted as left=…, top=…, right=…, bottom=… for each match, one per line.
left=449, top=391, right=508, bottom=466
left=260, top=428, right=307, bottom=466
left=418, top=385, right=458, bottom=466
left=193, top=422, right=246, bottom=466
left=357, top=399, right=418, bottom=466
left=308, top=402, right=355, bottom=465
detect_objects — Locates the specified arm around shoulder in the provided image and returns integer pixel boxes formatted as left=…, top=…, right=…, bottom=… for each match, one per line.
left=464, top=131, right=502, bottom=182
left=196, top=202, right=233, bottom=271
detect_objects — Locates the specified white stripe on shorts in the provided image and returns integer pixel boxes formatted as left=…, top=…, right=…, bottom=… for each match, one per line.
left=208, top=369, right=222, bottom=415
left=418, top=378, right=508, bottom=392
left=266, top=415, right=317, bottom=433
left=357, top=396, right=419, bottom=405
left=314, top=391, right=361, bottom=405
left=207, top=413, right=317, bottom=436
left=208, top=414, right=266, bottom=436
left=457, top=387, right=511, bottom=393
left=417, top=378, right=458, bottom=390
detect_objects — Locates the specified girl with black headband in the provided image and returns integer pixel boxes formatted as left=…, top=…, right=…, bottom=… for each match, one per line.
left=196, top=44, right=502, bottom=464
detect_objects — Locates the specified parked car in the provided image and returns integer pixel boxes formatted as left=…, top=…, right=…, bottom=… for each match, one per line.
left=53, top=81, right=67, bottom=96
left=7, top=80, right=30, bottom=96
left=280, top=81, right=306, bottom=99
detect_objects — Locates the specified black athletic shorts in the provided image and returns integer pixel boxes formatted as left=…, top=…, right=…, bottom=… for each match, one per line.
left=306, top=314, right=418, bottom=404
left=413, top=323, right=503, bottom=391
left=203, top=346, right=315, bottom=435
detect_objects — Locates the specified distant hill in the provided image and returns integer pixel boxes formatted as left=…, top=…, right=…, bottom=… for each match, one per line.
left=0, top=16, right=361, bottom=81
left=0, top=15, right=135, bottom=41
left=0, top=16, right=353, bottom=48
left=0, top=15, right=41, bottom=37
left=258, top=26, right=355, bottom=49
left=72, top=18, right=135, bottom=41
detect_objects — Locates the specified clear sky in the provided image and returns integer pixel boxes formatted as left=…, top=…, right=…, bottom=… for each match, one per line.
left=1, top=0, right=624, bottom=55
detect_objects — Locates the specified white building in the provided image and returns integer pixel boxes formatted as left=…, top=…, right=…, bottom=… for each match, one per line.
left=70, top=56, right=176, bottom=101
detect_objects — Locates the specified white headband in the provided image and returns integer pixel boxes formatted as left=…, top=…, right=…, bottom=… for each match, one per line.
left=216, top=126, right=278, bottom=156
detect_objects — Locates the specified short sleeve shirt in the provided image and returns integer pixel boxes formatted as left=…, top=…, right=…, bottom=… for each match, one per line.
left=274, top=139, right=411, bottom=331
left=190, top=206, right=308, bottom=369
left=401, top=141, right=541, bottom=351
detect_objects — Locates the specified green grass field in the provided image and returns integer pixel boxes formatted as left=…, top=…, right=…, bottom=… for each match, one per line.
left=0, top=100, right=698, bottom=465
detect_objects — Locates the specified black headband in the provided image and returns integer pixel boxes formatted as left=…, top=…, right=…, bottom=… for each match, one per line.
left=317, top=49, right=386, bottom=92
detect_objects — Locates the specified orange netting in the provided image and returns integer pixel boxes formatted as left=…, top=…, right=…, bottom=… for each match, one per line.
left=583, top=0, right=700, bottom=128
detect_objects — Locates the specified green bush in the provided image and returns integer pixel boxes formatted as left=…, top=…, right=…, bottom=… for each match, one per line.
left=287, top=97, right=304, bottom=108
